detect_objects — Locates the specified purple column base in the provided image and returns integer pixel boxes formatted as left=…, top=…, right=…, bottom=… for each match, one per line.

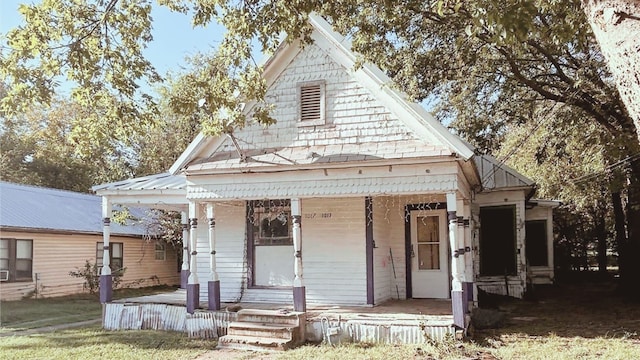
left=100, top=275, right=112, bottom=304
left=208, top=280, right=221, bottom=311
left=186, top=283, right=200, bottom=314
left=180, top=270, right=189, bottom=289
left=452, top=290, right=465, bottom=329
left=293, top=286, right=306, bottom=312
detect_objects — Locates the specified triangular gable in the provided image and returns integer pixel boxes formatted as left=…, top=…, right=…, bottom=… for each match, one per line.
left=169, top=14, right=474, bottom=175
left=474, top=154, right=535, bottom=191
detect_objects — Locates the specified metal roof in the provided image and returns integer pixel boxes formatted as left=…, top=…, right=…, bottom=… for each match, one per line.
left=187, top=141, right=452, bottom=173
left=92, top=172, right=186, bottom=192
left=474, top=155, right=535, bottom=191
left=0, top=182, right=147, bottom=236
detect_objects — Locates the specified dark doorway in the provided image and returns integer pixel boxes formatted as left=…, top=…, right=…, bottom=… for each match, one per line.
left=479, top=205, right=516, bottom=276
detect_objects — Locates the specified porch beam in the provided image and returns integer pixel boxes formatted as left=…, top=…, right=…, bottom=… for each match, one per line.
left=446, top=193, right=464, bottom=329
left=99, top=197, right=112, bottom=304
left=291, top=198, right=306, bottom=312
left=180, top=211, right=189, bottom=289
left=206, top=203, right=220, bottom=311
left=186, top=201, right=200, bottom=314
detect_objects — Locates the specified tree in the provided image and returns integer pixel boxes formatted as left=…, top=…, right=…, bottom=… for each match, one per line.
left=582, top=0, right=640, bottom=143
left=2, top=0, right=640, bottom=293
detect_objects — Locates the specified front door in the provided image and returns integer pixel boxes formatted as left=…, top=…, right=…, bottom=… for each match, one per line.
left=410, top=210, right=449, bottom=298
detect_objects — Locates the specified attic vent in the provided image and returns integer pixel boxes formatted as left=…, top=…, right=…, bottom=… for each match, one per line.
left=298, top=81, right=325, bottom=126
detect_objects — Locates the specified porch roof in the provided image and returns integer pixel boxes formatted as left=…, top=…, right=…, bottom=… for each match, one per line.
left=186, top=141, right=453, bottom=173
left=92, top=173, right=188, bottom=209
left=92, top=172, right=186, bottom=193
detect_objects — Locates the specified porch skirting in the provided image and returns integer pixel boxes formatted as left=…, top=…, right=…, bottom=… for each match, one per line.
left=102, top=302, right=456, bottom=343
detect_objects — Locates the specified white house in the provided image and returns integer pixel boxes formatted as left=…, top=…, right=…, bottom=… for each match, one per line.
left=93, top=15, right=556, bottom=331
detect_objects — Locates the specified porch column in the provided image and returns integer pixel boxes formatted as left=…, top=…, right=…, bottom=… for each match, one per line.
left=463, top=203, right=475, bottom=309
left=206, top=203, right=220, bottom=310
left=180, top=211, right=189, bottom=289
left=99, top=197, right=112, bottom=303
left=186, top=201, right=200, bottom=314
left=457, top=199, right=470, bottom=315
left=447, top=193, right=464, bottom=329
left=291, top=198, right=306, bottom=312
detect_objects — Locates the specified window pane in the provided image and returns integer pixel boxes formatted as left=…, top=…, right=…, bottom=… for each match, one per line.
left=479, top=206, right=517, bottom=276
left=112, top=243, right=123, bottom=257
left=418, top=244, right=440, bottom=270
left=111, top=259, right=123, bottom=270
left=16, top=259, right=32, bottom=279
left=526, top=221, right=548, bottom=266
left=0, top=259, right=8, bottom=270
left=0, top=240, right=8, bottom=259
left=16, top=240, right=32, bottom=259
left=417, top=216, right=439, bottom=243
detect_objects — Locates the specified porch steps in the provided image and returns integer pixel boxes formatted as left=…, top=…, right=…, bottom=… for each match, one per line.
left=217, top=309, right=306, bottom=351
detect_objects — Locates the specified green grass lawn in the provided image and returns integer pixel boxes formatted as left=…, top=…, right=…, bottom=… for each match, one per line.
left=1, top=282, right=639, bottom=359
left=0, top=325, right=214, bottom=360
left=0, top=285, right=177, bottom=333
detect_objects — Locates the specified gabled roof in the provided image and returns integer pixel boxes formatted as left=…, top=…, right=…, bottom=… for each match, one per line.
left=0, top=182, right=147, bottom=236
left=169, top=14, right=475, bottom=175
left=91, top=172, right=186, bottom=193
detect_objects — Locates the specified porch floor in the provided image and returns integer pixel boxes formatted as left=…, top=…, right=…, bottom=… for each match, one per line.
left=114, top=289, right=453, bottom=321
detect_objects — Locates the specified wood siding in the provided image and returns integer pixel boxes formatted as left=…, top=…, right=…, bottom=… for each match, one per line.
left=0, top=230, right=179, bottom=301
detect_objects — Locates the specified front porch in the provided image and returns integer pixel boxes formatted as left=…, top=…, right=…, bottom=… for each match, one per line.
left=104, top=289, right=456, bottom=345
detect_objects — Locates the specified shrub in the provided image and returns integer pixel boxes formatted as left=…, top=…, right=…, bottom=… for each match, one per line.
left=69, top=260, right=126, bottom=294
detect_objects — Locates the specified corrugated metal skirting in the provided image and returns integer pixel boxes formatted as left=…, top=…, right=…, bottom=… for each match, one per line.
left=103, top=303, right=238, bottom=339
left=306, top=320, right=455, bottom=344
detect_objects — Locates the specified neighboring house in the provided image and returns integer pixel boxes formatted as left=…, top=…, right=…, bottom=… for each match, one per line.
left=0, top=182, right=180, bottom=301
left=93, top=15, right=557, bottom=329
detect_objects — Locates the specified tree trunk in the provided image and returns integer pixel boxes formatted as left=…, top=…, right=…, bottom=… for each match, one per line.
left=582, top=0, right=640, bottom=143
left=619, top=160, right=640, bottom=296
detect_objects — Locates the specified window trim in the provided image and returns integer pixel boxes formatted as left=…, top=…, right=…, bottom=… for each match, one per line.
left=297, top=80, right=326, bottom=127
left=0, top=238, right=33, bottom=283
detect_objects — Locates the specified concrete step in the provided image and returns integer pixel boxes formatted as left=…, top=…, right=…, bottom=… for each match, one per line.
left=217, top=334, right=293, bottom=352
left=227, top=321, right=295, bottom=340
left=236, top=309, right=304, bottom=326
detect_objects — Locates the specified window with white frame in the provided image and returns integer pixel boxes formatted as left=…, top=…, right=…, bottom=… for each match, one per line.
left=298, top=81, right=325, bottom=126
left=0, top=238, right=33, bottom=282
left=155, top=242, right=166, bottom=261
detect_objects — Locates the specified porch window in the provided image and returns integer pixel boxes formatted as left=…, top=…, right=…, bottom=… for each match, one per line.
left=525, top=220, right=548, bottom=266
left=0, top=238, right=33, bottom=282
left=479, top=206, right=517, bottom=276
left=155, top=243, right=166, bottom=261
left=297, top=81, right=325, bottom=126
left=96, top=242, right=124, bottom=271
left=250, top=200, right=292, bottom=246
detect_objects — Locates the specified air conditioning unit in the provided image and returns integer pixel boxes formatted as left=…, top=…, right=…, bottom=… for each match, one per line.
left=0, top=270, right=9, bottom=282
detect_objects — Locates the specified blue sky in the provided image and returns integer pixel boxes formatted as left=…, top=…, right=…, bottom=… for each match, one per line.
left=0, top=1, right=225, bottom=89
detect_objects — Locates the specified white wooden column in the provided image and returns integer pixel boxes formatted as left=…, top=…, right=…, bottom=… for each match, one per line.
left=180, top=211, right=189, bottom=289
left=186, top=201, right=200, bottom=314
left=463, top=202, right=475, bottom=308
left=206, top=203, right=220, bottom=310
left=291, top=198, right=306, bottom=312
left=447, top=193, right=464, bottom=328
left=99, top=197, right=112, bottom=303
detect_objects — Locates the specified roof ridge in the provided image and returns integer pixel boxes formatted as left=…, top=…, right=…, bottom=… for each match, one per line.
left=0, top=181, right=96, bottom=199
